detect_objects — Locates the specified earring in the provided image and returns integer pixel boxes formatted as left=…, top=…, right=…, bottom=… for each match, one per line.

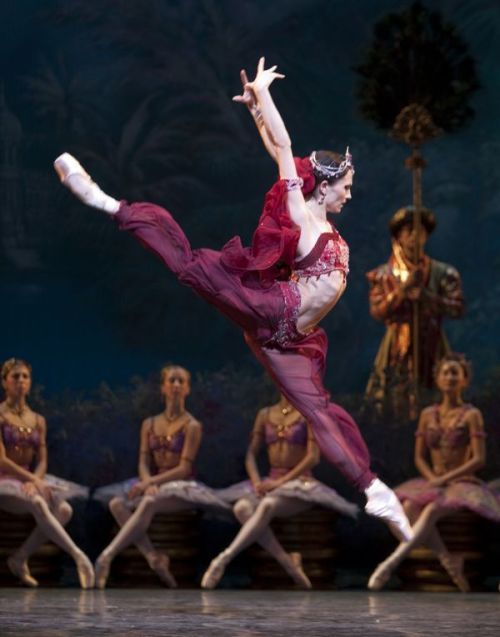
left=318, top=194, right=325, bottom=205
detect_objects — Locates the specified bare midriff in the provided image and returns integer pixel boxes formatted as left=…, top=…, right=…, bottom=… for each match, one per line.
left=296, top=270, right=347, bottom=333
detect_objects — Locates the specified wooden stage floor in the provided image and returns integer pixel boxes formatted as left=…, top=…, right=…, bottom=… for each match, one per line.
left=1, top=588, right=499, bottom=636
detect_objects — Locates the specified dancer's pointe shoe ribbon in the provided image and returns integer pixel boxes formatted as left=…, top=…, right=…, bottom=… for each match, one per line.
left=364, top=478, right=413, bottom=542
left=76, top=553, right=95, bottom=589
left=94, top=553, right=112, bottom=589
left=438, top=553, right=470, bottom=593
left=7, top=554, right=39, bottom=588
left=288, top=552, right=312, bottom=589
left=149, top=552, right=177, bottom=589
left=201, top=551, right=230, bottom=590
left=367, top=558, right=393, bottom=591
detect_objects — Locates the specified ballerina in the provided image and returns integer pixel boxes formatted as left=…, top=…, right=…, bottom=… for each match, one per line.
left=368, top=353, right=500, bottom=592
left=92, top=365, right=229, bottom=589
left=53, top=57, right=412, bottom=541
left=0, top=358, right=94, bottom=588
left=201, top=394, right=358, bottom=589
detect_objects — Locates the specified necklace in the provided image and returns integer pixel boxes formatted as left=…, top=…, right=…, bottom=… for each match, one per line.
left=435, top=404, right=468, bottom=431
left=163, top=410, right=186, bottom=423
left=281, top=405, right=293, bottom=416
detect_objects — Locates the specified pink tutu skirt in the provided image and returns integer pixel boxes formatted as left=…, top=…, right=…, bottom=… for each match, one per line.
left=93, top=477, right=230, bottom=512
left=0, top=473, right=89, bottom=503
left=396, top=477, right=500, bottom=522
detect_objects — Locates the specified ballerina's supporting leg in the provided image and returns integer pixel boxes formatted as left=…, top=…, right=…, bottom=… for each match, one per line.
left=108, top=496, right=177, bottom=587
left=201, top=495, right=312, bottom=590
left=95, top=495, right=188, bottom=589
left=7, top=500, right=73, bottom=587
left=1, top=495, right=94, bottom=589
left=368, top=503, right=469, bottom=591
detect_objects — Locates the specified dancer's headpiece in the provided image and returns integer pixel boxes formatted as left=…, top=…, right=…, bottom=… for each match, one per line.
left=309, top=147, right=354, bottom=181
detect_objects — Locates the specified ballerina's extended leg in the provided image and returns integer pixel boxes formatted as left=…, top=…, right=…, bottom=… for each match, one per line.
left=54, top=153, right=120, bottom=214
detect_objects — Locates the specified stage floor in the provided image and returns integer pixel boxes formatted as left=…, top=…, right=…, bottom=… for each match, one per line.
left=0, top=588, right=499, bottom=636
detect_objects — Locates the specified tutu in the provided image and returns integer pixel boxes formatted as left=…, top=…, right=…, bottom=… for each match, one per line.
left=0, top=473, right=89, bottom=502
left=217, top=477, right=358, bottom=519
left=94, top=477, right=230, bottom=512
left=396, top=477, right=500, bottom=523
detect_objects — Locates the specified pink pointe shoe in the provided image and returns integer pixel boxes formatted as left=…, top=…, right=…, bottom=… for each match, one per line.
left=201, top=551, right=230, bottom=590
left=7, top=554, right=39, bottom=588
left=364, top=478, right=413, bottom=542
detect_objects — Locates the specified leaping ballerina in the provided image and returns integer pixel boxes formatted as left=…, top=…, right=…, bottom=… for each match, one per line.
left=53, top=58, right=413, bottom=541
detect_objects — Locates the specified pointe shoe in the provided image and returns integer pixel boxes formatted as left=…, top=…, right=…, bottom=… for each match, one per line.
left=53, top=153, right=120, bottom=214
left=288, top=552, right=312, bottom=589
left=149, top=553, right=177, bottom=588
left=94, top=553, right=112, bottom=590
left=367, top=558, right=393, bottom=591
left=365, top=478, right=413, bottom=542
left=75, top=553, right=95, bottom=590
left=7, top=554, right=39, bottom=588
left=201, top=551, right=230, bottom=590
left=438, top=553, right=470, bottom=593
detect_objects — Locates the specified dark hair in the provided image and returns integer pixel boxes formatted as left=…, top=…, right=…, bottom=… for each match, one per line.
left=1, top=358, right=32, bottom=381
left=312, top=150, right=352, bottom=186
left=434, top=352, right=471, bottom=381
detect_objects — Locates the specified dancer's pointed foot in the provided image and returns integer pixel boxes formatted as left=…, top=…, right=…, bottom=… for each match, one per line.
left=148, top=552, right=177, bottom=588
left=287, top=552, right=312, bottom=589
left=201, top=550, right=230, bottom=589
left=75, top=552, right=95, bottom=590
left=364, top=478, right=413, bottom=541
left=367, top=557, right=394, bottom=591
left=53, top=152, right=120, bottom=214
left=76, top=552, right=95, bottom=589
left=95, top=552, right=112, bottom=589
left=438, top=553, right=470, bottom=593
left=7, top=553, right=39, bottom=588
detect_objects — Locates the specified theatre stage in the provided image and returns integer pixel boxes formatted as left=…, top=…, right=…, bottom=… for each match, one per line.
left=1, top=588, right=499, bottom=636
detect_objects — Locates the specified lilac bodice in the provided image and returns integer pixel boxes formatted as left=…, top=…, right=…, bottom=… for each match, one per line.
left=148, top=422, right=185, bottom=455
left=293, top=227, right=349, bottom=280
left=264, top=415, right=308, bottom=447
left=1, top=420, right=41, bottom=451
left=421, top=405, right=484, bottom=450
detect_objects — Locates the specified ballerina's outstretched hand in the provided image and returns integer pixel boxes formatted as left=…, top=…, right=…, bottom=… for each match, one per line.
left=244, top=56, right=285, bottom=94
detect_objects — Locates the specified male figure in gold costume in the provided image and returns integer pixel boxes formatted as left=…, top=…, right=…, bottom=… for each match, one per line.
left=365, top=206, right=464, bottom=419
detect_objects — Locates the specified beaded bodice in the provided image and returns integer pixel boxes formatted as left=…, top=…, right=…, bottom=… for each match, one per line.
left=293, top=227, right=349, bottom=281
left=148, top=424, right=185, bottom=455
left=264, top=414, right=308, bottom=447
left=1, top=420, right=41, bottom=451
left=422, top=404, right=483, bottom=450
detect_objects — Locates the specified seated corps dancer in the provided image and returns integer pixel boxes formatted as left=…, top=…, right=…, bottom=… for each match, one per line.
left=202, top=394, right=358, bottom=588
left=368, top=353, right=500, bottom=592
left=0, top=358, right=93, bottom=588
left=93, top=365, right=229, bottom=589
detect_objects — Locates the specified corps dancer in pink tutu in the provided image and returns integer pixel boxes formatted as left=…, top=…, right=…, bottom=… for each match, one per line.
left=54, top=58, right=412, bottom=541
left=0, top=358, right=94, bottom=588
left=202, top=394, right=358, bottom=589
left=368, top=353, right=500, bottom=592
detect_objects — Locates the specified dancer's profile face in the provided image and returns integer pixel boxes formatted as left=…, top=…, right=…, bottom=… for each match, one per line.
left=3, top=364, right=32, bottom=398
left=162, top=368, right=190, bottom=401
left=324, top=170, right=353, bottom=214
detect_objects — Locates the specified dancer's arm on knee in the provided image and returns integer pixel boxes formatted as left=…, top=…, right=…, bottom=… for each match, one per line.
left=145, top=419, right=202, bottom=489
left=32, top=415, right=48, bottom=479
left=428, top=409, right=485, bottom=487
left=414, top=408, right=439, bottom=482
left=245, top=409, right=266, bottom=489
left=0, top=432, right=49, bottom=496
left=233, top=68, right=278, bottom=163
left=258, top=427, right=319, bottom=495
